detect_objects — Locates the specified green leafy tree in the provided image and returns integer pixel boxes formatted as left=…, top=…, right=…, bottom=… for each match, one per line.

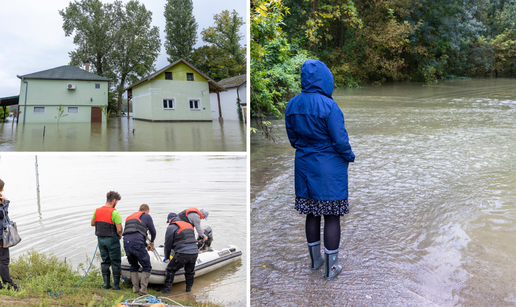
left=201, top=10, right=245, bottom=67
left=61, top=0, right=160, bottom=117
left=191, top=45, right=245, bottom=81
left=251, top=0, right=310, bottom=140
left=109, top=0, right=161, bottom=116
left=59, top=0, right=119, bottom=76
left=0, top=106, right=9, bottom=121
left=164, top=0, right=198, bottom=62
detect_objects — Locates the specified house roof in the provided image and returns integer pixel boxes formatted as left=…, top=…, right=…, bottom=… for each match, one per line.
left=125, top=59, right=226, bottom=93
left=217, top=75, right=246, bottom=89
left=18, top=65, right=110, bottom=82
left=0, top=95, right=19, bottom=107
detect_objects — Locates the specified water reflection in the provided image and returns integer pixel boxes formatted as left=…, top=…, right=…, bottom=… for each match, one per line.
left=251, top=79, right=516, bottom=306
left=0, top=116, right=246, bottom=151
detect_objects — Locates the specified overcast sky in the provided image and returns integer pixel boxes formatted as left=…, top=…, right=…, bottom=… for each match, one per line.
left=0, top=0, right=246, bottom=98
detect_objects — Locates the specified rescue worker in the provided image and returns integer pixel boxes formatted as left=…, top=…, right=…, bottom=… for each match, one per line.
left=91, top=191, right=123, bottom=290
left=177, top=208, right=209, bottom=241
left=122, top=204, right=156, bottom=295
left=161, top=213, right=199, bottom=294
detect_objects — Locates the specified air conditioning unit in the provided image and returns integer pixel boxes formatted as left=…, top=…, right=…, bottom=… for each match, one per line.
left=67, top=83, right=76, bottom=90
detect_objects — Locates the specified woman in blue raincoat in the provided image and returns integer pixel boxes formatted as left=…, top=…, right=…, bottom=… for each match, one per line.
left=285, top=59, right=355, bottom=280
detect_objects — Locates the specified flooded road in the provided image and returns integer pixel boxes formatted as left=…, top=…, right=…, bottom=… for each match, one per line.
left=251, top=79, right=516, bottom=306
left=0, top=155, right=247, bottom=306
left=0, top=116, right=246, bottom=152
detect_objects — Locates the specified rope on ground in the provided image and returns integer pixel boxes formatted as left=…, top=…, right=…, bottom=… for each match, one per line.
left=47, top=243, right=99, bottom=297
left=119, top=295, right=185, bottom=306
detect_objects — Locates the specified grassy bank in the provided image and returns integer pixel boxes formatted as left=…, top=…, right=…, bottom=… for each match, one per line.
left=0, top=250, right=218, bottom=307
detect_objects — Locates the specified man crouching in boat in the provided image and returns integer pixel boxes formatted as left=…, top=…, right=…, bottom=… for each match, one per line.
left=177, top=208, right=209, bottom=241
left=161, top=213, right=199, bottom=294
left=122, top=204, right=156, bottom=295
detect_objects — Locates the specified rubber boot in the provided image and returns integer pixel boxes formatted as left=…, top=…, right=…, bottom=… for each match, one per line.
left=325, top=252, right=343, bottom=280
left=102, top=274, right=111, bottom=289
left=130, top=272, right=139, bottom=293
left=139, top=272, right=151, bottom=296
left=7, top=283, right=19, bottom=292
left=308, top=242, right=324, bottom=270
left=160, top=272, right=175, bottom=294
left=186, top=285, right=192, bottom=292
left=112, top=275, right=120, bottom=290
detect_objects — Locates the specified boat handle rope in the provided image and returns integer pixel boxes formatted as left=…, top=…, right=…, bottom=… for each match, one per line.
left=47, top=243, right=129, bottom=297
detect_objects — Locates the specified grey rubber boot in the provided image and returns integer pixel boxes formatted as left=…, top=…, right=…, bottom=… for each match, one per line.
left=102, top=274, right=111, bottom=289
left=308, top=243, right=324, bottom=270
left=139, top=272, right=151, bottom=296
left=130, top=272, right=139, bottom=293
left=325, top=252, right=343, bottom=280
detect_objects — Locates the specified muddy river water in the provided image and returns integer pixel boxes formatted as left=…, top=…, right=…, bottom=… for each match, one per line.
left=0, top=155, right=247, bottom=306
left=251, top=79, right=516, bottom=306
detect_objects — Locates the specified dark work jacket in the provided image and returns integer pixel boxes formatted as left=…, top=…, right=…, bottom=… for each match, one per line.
left=123, top=212, right=156, bottom=246
left=285, top=59, right=355, bottom=200
left=163, top=219, right=198, bottom=260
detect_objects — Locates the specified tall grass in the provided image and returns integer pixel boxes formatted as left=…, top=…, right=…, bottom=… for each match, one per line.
left=0, top=249, right=219, bottom=307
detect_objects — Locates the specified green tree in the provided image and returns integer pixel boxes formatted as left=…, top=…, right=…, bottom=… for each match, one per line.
left=163, top=0, right=198, bottom=62
left=202, top=10, right=245, bottom=67
left=191, top=45, right=245, bottom=81
left=109, top=0, right=161, bottom=116
left=251, top=0, right=309, bottom=123
left=59, top=0, right=119, bottom=76
left=0, top=106, right=9, bottom=121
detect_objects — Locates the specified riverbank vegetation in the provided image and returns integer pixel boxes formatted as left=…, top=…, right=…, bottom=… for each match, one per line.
left=0, top=250, right=218, bottom=307
left=251, top=0, right=516, bottom=121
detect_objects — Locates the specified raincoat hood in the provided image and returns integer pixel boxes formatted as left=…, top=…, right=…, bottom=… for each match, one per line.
left=301, top=59, right=334, bottom=98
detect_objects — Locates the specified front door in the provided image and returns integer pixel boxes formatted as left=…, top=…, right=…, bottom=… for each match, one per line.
left=91, top=107, right=102, bottom=122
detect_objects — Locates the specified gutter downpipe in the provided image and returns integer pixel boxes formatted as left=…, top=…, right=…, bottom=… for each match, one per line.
left=17, top=75, right=28, bottom=125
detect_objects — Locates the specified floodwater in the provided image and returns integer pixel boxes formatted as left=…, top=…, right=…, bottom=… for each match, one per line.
left=0, top=116, right=246, bottom=152
left=251, top=79, right=516, bottom=306
left=0, top=155, right=247, bottom=306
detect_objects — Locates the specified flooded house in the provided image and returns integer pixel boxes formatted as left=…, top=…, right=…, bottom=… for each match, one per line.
left=17, top=63, right=110, bottom=124
left=209, top=74, right=246, bottom=122
left=125, top=59, right=226, bottom=122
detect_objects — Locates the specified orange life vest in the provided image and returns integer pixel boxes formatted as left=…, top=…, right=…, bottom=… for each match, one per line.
left=123, top=211, right=148, bottom=237
left=94, top=206, right=117, bottom=237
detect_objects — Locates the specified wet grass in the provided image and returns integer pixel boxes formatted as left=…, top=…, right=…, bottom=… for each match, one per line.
left=0, top=249, right=218, bottom=307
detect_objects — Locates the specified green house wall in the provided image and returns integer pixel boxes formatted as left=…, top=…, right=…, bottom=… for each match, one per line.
left=132, top=62, right=212, bottom=122
left=19, top=79, right=108, bottom=124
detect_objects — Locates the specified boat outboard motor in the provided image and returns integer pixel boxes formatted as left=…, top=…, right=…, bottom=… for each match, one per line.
left=198, top=226, right=213, bottom=251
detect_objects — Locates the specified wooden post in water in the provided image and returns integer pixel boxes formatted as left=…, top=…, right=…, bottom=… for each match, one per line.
left=35, top=155, right=40, bottom=191
left=43, top=126, right=46, bottom=138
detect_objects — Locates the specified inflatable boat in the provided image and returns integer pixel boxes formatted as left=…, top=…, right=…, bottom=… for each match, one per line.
left=121, top=245, right=242, bottom=284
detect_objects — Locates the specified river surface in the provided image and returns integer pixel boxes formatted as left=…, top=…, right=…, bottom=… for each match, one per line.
left=0, top=116, right=246, bottom=152
left=0, top=155, right=247, bottom=306
left=251, top=79, right=516, bottom=306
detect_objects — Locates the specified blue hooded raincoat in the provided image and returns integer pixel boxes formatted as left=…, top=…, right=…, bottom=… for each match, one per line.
left=285, top=60, right=355, bottom=201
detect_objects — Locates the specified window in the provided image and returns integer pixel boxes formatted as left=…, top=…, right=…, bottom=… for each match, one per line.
left=165, top=72, right=173, bottom=80
left=33, top=107, right=45, bottom=113
left=68, top=107, right=79, bottom=114
left=187, top=73, right=194, bottom=81
left=163, top=99, right=175, bottom=110
left=189, top=99, right=201, bottom=110
left=95, top=83, right=101, bottom=89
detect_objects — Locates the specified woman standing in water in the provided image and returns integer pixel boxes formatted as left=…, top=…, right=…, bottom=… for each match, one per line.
left=285, top=59, right=355, bottom=280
